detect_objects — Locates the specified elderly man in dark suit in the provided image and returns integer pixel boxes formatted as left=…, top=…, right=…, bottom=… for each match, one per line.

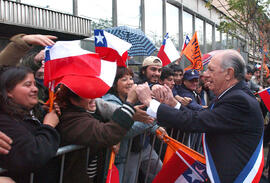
left=135, top=49, right=264, bottom=182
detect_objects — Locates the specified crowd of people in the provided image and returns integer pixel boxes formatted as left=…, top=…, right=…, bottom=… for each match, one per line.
left=0, top=33, right=269, bottom=183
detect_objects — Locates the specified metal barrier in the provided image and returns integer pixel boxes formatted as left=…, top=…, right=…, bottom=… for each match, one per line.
left=0, top=0, right=92, bottom=37
left=0, top=129, right=202, bottom=183
left=103, top=127, right=203, bottom=183
left=0, top=145, right=85, bottom=183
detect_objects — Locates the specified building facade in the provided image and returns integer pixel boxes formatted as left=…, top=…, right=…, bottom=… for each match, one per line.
left=1, top=0, right=254, bottom=65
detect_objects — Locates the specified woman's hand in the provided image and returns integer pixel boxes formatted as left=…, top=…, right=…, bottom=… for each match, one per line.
left=43, top=102, right=61, bottom=128
left=53, top=102, right=61, bottom=116
left=0, top=131, right=12, bottom=155
left=43, top=110, right=59, bottom=128
left=112, top=143, right=120, bottom=154
left=126, top=84, right=138, bottom=105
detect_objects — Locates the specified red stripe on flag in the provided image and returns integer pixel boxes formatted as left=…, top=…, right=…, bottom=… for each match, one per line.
left=153, top=151, right=190, bottom=182
left=153, top=149, right=198, bottom=183
left=106, top=164, right=119, bottom=183
left=44, top=53, right=101, bottom=87
left=60, top=75, right=111, bottom=99
left=258, top=88, right=270, bottom=111
left=157, top=45, right=171, bottom=67
left=95, top=47, right=127, bottom=67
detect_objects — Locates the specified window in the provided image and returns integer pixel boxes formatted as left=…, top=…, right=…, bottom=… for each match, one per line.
left=195, top=17, right=204, bottom=53
left=233, top=37, right=238, bottom=49
left=215, top=27, right=221, bottom=49
left=183, top=11, right=193, bottom=41
left=206, top=23, right=212, bottom=52
left=227, top=34, right=233, bottom=48
left=118, top=0, right=140, bottom=28
left=239, top=39, right=245, bottom=52
left=78, top=0, right=112, bottom=30
left=145, top=0, right=163, bottom=48
left=222, top=32, right=227, bottom=48
left=166, top=3, right=179, bottom=49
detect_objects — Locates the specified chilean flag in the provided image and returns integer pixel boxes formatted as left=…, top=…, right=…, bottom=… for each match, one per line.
left=258, top=87, right=270, bottom=111
left=106, top=151, right=119, bottom=183
left=44, top=40, right=117, bottom=99
left=157, top=33, right=180, bottom=67
left=106, top=164, right=119, bottom=183
left=153, top=149, right=208, bottom=183
left=182, top=35, right=190, bottom=52
left=94, top=29, right=132, bottom=67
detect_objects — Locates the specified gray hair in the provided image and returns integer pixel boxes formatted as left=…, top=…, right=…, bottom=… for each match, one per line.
left=220, top=50, right=246, bottom=81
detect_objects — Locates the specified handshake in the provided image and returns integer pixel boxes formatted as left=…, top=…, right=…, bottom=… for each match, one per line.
left=126, top=83, right=179, bottom=108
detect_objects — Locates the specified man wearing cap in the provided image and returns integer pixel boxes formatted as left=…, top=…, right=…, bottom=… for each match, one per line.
left=130, top=55, right=164, bottom=183
left=176, top=69, right=205, bottom=111
left=137, top=56, right=162, bottom=85
left=173, top=69, right=205, bottom=153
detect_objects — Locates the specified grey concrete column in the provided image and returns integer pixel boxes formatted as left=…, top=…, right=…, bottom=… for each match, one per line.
left=192, top=14, right=195, bottom=35
left=212, top=24, right=216, bottom=50
left=162, top=0, right=166, bottom=37
left=232, top=36, right=235, bottom=49
left=203, top=20, right=206, bottom=54
left=226, top=33, right=228, bottom=49
left=112, top=0, right=117, bottom=26
left=220, top=31, right=222, bottom=49
left=140, top=0, right=145, bottom=32
left=73, top=0, right=78, bottom=16
left=179, top=3, right=183, bottom=49
left=179, top=2, right=184, bottom=69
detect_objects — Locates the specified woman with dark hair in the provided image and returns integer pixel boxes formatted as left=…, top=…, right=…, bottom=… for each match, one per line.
left=55, top=83, right=138, bottom=183
left=103, top=66, right=164, bottom=183
left=106, top=66, right=135, bottom=102
left=0, top=66, right=60, bottom=183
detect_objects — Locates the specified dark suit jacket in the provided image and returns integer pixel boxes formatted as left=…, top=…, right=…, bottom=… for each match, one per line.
left=157, top=81, right=264, bottom=182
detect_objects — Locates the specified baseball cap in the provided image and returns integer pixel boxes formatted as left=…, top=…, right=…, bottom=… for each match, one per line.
left=183, top=69, right=200, bottom=80
left=142, top=56, right=162, bottom=67
left=246, top=66, right=253, bottom=74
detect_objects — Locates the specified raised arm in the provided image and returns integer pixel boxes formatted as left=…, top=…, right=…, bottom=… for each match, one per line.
left=0, top=34, right=57, bottom=66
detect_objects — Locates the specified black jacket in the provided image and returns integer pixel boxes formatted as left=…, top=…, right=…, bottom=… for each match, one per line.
left=0, top=111, right=60, bottom=183
left=156, top=81, right=264, bottom=182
